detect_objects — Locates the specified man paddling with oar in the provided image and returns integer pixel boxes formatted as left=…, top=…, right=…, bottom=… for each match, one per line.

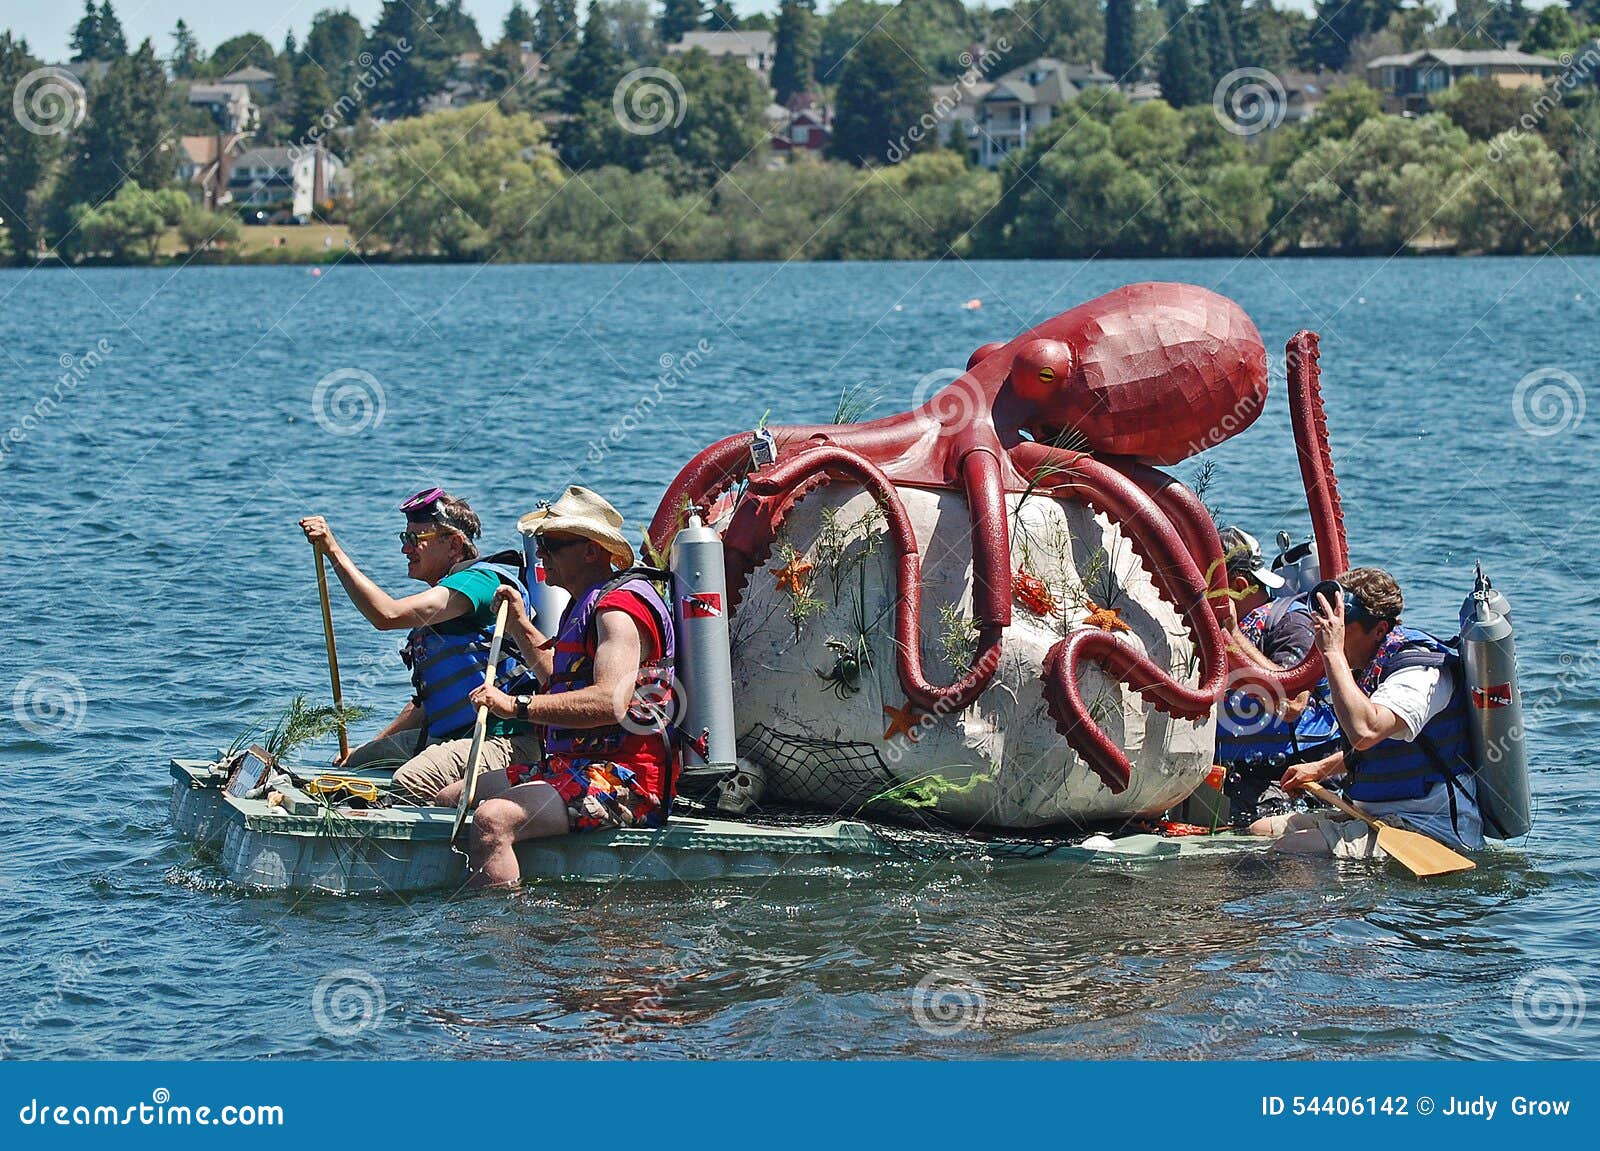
left=299, top=488, right=539, bottom=804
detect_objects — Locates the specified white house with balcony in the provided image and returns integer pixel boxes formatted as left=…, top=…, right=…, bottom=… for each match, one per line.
left=970, top=59, right=1114, bottom=169
left=227, top=146, right=346, bottom=219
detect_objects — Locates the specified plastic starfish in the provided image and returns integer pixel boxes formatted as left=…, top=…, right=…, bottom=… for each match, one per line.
left=1081, top=602, right=1131, bottom=633
left=882, top=700, right=924, bottom=743
left=773, top=555, right=814, bottom=595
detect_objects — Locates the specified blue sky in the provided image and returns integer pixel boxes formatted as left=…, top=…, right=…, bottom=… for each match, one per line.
left=0, top=1, right=1359, bottom=63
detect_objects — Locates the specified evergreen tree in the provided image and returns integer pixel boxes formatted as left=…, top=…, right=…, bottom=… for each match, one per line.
left=659, top=0, right=706, bottom=46
left=535, top=0, right=581, bottom=53
left=772, top=1, right=819, bottom=102
left=831, top=29, right=931, bottom=165
left=97, top=2, right=127, bottom=58
left=291, top=57, right=336, bottom=143
left=0, top=32, right=55, bottom=261
left=364, top=1, right=455, bottom=119
left=1156, top=0, right=1208, bottom=108
left=302, top=10, right=365, bottom=97
left=435, top=0, right=484, bottom=53
left=57, top=37, right=169, bottom=231
left=1204, top=0, right=1240, bottom=82
left=706, top=1, right=740, bottom=30
left=1105, top=0, right=1138, bottom=80
left=562, top=2, right=624, bottom=116
left=504, top=1, right=538, bottom=44
left=170, top=19, right=200, bottom=77
left=1308, top=0, right=1399, bottom=71
left=70, top=1, right=101, bottom=62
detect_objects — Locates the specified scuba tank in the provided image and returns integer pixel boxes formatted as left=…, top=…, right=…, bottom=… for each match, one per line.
left=1270, top=531, right=1321, bottom=598
left=669, top=514, right=742, bottom=801
left=1458, top=563, right=1531, bottom=839
left=520, top=530, right=572, bottom=636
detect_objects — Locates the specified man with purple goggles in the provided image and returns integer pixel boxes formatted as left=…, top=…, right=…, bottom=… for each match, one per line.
left=298, top=488, right=538, bottom=802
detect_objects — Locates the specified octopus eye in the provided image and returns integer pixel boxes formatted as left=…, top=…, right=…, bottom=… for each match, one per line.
left=1008, top=338, right=1074, bottom=404
left=1037, top=366, right=1056, bottom=383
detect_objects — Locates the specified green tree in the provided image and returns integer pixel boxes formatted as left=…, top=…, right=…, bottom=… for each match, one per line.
left=535, top=0, right=581, bottom=54
left=69, top=182, right=187, bottom=262
left=0, top=33, right=57, bottom=262
left=302, top=10, right=365, bottom=98
left=504, top=2, right=538, bottom=44
left=1522, top=6, right=1580, bottom=55
left=210, top=33, right=278, bottom=75
left=1105, top=0, right=1139, bottom=80
left=435, top=0, right=484, bottom=53
left=1157, top=0, right=1209, bottom=108
left=97, top=2, right=128, bottom=58
left=1553, top=96, right=1600, bottom=247
left=170, top=19, right=200, bottom=77
left=70, top=1, right=102, bottom=62
left=772, top=1, right=819, bottom=102
left=176, top=202, right=241, bottom=253
left=1454, top=131, right=1567, bottom=252
left=364, top=2, right=455, bottom=119
left=290, top=57, right=337, bottom=144
left=1432, top=76, right=1536, bottom=141
left=706, top=1, right=740, bottom=31
left=831, top=30, right=933, bottom=165
left=561, top=3, right=625, bottom=116
left=816, top=0, right=890, bottom=85
left=608, top=0, right=661, bottom=61
left=1307, top=0, right=1398, bottom=71
left=349, top=103, right=566, bottom=257
left=659, top=0, right=706, bottom=45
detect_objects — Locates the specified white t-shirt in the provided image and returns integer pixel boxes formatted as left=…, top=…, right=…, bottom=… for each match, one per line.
left=1357, top=664, right=1483, bottom=849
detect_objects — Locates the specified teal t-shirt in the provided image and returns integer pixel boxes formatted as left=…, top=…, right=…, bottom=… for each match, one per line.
left=433, top=566, right=529, bottom=738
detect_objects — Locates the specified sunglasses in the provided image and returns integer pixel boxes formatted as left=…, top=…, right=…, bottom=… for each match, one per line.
left=535, top=534, right=586, bottom=557
left=399, top=529, right=450, bottom=547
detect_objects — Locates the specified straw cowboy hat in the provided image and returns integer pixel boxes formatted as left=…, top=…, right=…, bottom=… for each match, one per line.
left=518, top=486, right=635, bottom=569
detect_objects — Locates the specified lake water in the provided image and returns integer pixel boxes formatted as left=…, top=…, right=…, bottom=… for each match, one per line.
left=1, top=258, right=1596, bottom=1059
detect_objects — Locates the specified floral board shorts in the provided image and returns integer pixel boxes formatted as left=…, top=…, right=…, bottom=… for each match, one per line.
left=505, top=758, right=662, bottom=832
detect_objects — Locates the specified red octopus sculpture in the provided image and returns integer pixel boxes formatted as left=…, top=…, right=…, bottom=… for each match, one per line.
left=648, top=282, right=1349, bottom=794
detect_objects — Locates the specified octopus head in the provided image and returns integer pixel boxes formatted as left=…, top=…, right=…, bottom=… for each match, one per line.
left=1006, top=338, right=1080, bottom=427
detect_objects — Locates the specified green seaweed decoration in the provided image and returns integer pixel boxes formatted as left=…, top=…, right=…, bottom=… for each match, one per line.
left=229, top=695, right=369, bottom=765
left=834, top=381, right=887, bottom=424
left=864, top=767, right=994, bottom=812
left=938, top=603, right=979, bottom=674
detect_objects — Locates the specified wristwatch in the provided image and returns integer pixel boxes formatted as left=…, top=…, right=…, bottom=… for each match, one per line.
left=515, top=694, right=532, bottom=720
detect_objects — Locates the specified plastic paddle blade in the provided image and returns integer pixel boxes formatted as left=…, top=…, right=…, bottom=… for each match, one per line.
left=1374, top=824, right=1476, bottom=878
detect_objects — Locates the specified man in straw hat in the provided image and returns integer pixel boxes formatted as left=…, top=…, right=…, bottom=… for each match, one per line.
left=437, top=486, right=679, bottom=887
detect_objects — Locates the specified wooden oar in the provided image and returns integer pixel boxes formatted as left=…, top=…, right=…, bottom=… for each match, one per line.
left=313, top=543, right=349, bottom=761
left=450, top=600, right=510, bottom=850
left=1302, top=781, right=1475, bottom=878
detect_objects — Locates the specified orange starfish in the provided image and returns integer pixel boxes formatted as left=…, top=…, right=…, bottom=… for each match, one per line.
left=882, top=700, right=924, bottom=743
left=1081, top=601, right=1131, bottom=633
left=773, top=555, right=814, bottom=596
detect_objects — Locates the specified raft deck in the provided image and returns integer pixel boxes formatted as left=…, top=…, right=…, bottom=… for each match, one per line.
left=170, top=758, right=1269, bottom=895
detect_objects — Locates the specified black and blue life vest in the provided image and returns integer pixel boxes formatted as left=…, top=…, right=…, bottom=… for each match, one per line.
left=401, top=552, right=532, bottom=743
left=1216, top=596, right=1340, bottom=768
left=1344, top=626, right=1476, bottom=804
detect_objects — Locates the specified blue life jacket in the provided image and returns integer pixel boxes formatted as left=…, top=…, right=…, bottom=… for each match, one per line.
left=1344, top=626, right=1476, bottom=804
left=401, top=552, right=532, bottom=743
left=1216, top=596, right=1340, bottom=768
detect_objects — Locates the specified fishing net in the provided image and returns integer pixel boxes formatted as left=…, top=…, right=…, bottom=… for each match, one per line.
left=738, top=723, right=897, bottom=813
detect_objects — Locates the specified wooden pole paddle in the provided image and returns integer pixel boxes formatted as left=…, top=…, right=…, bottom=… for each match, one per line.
left=313, top=543, right=349, bottom=760
left=1302, top=781, right=1475, bottom=878
left=451, top=600, right=510, bottom=850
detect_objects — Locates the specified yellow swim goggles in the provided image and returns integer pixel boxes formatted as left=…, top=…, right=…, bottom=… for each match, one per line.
left=304, top=775, right=381, bottom=804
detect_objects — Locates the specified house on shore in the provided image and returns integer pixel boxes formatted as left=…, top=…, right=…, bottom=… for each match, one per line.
left=943, top=58, right=1117, bottom=169
left=177, top=134, right=249, bottom=211
left=186, top=82, right=260, bottom=135
left=667, top=30, right=775, bottom=76
left=219, top=65, right=277, bottom=102
left=1366, top=48, right=1561, bottom=113
left=770, top=94, right=831, bottom=153
left=227, top=146, right=346, bottom=220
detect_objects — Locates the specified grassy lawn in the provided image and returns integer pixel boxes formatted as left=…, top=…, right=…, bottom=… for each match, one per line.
left=159, top=223, right=354, bottom=260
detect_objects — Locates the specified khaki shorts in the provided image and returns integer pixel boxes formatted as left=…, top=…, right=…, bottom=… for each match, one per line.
left=345, top=730, right=544, bottom=805
left=1259, top=811, right=1388, bottom=861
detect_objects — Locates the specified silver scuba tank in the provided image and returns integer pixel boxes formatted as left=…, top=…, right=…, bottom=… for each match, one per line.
left=1271, top=531, right=1322, bottom=598
left=520, top=534, right=572, bottom=637
left=669, top=514, right=740, bottom=779
left=1459, top=563, right=1531, bottom=839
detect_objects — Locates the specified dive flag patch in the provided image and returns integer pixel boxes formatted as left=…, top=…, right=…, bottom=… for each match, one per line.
left=533, top=562, right=548, bottom=584
left=1472, top=683, right=1512, bottom=709
left=683, top=592, right=722, bottom=619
